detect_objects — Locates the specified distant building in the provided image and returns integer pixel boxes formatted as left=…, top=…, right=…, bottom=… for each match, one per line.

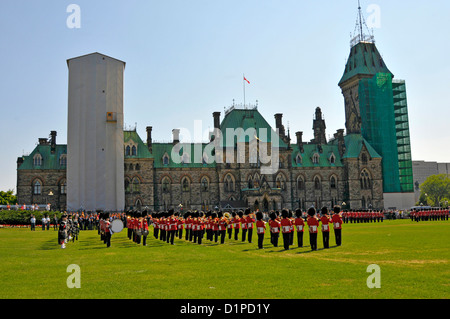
left=412, top=161, right=450, bottom=203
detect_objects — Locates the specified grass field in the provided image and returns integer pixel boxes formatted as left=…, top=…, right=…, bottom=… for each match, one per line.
left=0, top=219, right=449, bottom=299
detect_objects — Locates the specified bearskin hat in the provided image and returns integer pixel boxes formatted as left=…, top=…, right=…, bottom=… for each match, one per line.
left=295, top=209, right=302, bottom=218
left=307, top=207, right=316, bottom=217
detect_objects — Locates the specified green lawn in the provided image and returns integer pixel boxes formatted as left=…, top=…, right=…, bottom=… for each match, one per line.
left=0, top=220, right=448, bottom=299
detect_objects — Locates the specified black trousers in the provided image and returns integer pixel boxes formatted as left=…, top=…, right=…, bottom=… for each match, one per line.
left=185, top=228, right=190, bottom=241
left=214, top=230, right=219, bottom=243
left=143, top=235, right=147, bottom=246
left=289, top=230, right=294, bottom=245
left=178, top=228, right=183, bottom=239
left=220, top=230, right=226, bottom=244
left=234, top=228, right=240, bottom=240
left=323, top=231, right=329, bottom=248
left=257, top=233, right=264, bottom=249
left=297, top=231, right=303, bottom=247
left=282, top=232, right=290, bottom=250
left=105, top=232, right=111, bottom=248
left=154, top=227, right=159, bottom=239
left=228, top=228, right=233, bottom=239
left=309, top=232, right=317, bottom=250
left=197, top=230, right=204, bottom=244
left=242, top=229, right=247, bottom=242
left=271, top=232, right=279, bottom=247
left=247, top=228, right=253, bottom=243
left=168, top=230, right=176, bottom=244
left=193, top=230, right=198, bottom=243
left=334, top=228, right=342, bottom=246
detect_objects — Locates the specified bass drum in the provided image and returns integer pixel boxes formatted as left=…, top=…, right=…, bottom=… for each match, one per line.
left=111, top=219, right=124, bottom=234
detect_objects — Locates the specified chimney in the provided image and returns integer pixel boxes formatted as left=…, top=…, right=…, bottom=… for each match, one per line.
left=17, top=157, right=24, bottom=169
left=274, top=113, right=285, bottom=137
left=296, top=131, right=304, bottom=152
left=213, top=112, right=221, bottom=129
left=172, top=129, right=180, bottom=145
left=146, top=126, right=153, bottom=152
left=50, top=131, right=57, bottom=154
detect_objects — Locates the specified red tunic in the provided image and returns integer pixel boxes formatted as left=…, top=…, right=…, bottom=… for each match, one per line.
left=307, top=217, right=319, bottom=233
left=256, top=220, right=266, bottom=234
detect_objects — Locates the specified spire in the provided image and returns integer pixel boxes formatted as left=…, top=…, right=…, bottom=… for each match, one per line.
left=350, top=0, right=375, bottom=47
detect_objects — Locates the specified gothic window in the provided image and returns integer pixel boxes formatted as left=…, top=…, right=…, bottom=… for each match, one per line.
left=59, top=154, right=67, bottom=166
left=314, top=176, right=321, bottom=190
left=201, top=177, right=209, bottom=192
left=312, top=153, right=320, bottom=164
left=33, top=154, right=42, bottom=167
left=329, top=153, right=336, bottom=164
left=297, top=176, right=305, bottom=190
left=132, top=177, right=140, bottom=193
left=276, top=174, right=286, bottom=190
left=224, top=174, right=235, bottom=192
left=125, top=178, right=131, bottom=193
left=33, top=180, right=42, bottom=195
left=162, top=177, right=171, bottom=193
left=248, top=176, right=253, bottom=189
left=181, top=177, right=190, bottom=192
left=135, top=163, right=140, bottom=171
left=163, top=154, right=170, bottom=166
left=59, top=179, right=67, bottom=195
left=296, top=154, right=302, bottom=165
left=131, top=145, right=137, bottom=156
left=125, top=145, right=131, bottom=156
left=129, top=163, right=134, bottom=171
left=330, top=176, right=337, bottom=189
left=254, top=174, right=260, bottom=188
left=360, top=169, right=372, bottom=190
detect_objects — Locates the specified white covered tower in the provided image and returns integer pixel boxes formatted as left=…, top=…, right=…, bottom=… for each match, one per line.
left=67, top=53, right=125, bottom=212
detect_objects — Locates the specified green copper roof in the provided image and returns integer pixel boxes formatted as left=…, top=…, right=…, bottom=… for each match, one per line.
left=339, top=42, right=393, bottom=86
left=124, top=130, right=153, bottom=159
left=342, top=134, right=381, bottom=159
left=219, top=108, right=288, bottom=148
left=291, top=144, right=343, bottom=168
left=18, top=144, right=67, bottom=170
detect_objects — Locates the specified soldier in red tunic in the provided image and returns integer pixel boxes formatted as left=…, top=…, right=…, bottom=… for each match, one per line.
left=307, top=207, right=319, bottom=251
left=280, top=209, right=292, bottom=250
left=294, top=209, right=305, bottom=248
left=245, top=209, right=255, bottom=244
left=331, top=206, right=343, bottom=246
left=255, top=212, right=266, bottom=249
left=320, top=207, right=331, bottom=249
left=269, top=212, right=280, bottom=247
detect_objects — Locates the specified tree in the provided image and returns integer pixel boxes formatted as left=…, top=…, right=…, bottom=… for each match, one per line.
left=0, top=190, right=17, bottom=205
left=420, top=174, right=450, bottom=207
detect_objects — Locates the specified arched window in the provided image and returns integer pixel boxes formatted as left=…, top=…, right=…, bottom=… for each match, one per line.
left=182, top=177, right=190, bottom=192
left=296, top=154, right=302, bottom=165
left=163, top=154, right=170, bottom=166
left=297, top=176, right=305, bottom=190
left=360, top=169, right=372, bottom=190
left=201, top=177, right=209, bottom=192
left=33, top=180, right=42, bottom=195
left=329, top=153, right=336, bottom=164
left=330, top=176, right=337, bottom=189
left=135, top=163, right=140, bottom=171
left=224, top=174, right=235, bottom=192
left=59, top=179, right=67, bottom=195
left=131, top=145, right=137, bottom=156
left=33, top=154, right=42, bottom=167
left=276, top=174, right=285, bottom=190
left=248, top=176, right=253, bottom=189
left=125, top=178, right=131, bottom=193
left=162, top=177, right=171, bottom=193
left=59, top=154, right=67, bottom=166
left=254, top=174, right=260, bottom=188
left=125, top=145, right=130, bottom=156
left=312, top=153, right=320, bottom=164
left=132, top=177, right=140, bottom=193
left=314, top=176, right=321, bottom=190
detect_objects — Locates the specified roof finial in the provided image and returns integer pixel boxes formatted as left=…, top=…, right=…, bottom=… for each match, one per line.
left=351, top=0, right=375, bottom=47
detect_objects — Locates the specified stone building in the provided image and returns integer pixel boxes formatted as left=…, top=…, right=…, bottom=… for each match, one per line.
left=17, top=106, right=384, bottom=212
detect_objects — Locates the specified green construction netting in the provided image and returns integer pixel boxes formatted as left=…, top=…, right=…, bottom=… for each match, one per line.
left=358, top=73, right=402, bottom=193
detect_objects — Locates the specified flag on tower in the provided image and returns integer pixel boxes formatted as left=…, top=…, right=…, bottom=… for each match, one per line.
left=244, top=76, right=250, bottom=84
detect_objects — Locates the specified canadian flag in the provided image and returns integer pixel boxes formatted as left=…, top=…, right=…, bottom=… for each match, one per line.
left=244, top=76, right=250, bottom=84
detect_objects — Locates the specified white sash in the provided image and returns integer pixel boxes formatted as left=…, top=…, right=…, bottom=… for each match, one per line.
left=257, top=227, right=264, bottom=234
left=271, top=227, right=279, bottom=233
left=322, top=224, right=329, bottom=231
left=282, top=226, right=290, bottom=233
left=296, top=225, right=303, bottom=232
left=310, top=225, right=317, bottom=233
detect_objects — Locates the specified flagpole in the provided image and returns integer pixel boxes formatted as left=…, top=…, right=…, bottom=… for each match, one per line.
left=243, top=74, right=246, bottom=107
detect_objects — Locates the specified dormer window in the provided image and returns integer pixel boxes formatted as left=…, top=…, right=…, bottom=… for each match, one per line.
left=59, top=154, right=67, bottom=166
left=163, top=154, right=170, bottom=166
left=312, top=153, right=320, bottom=164
left=33, top=154, right=42, bottom=167
left=131, top=145, right=137, bottom=156
left=296, top=154, right=302, bottom=165
left=329, top=153, right=336, bottom=165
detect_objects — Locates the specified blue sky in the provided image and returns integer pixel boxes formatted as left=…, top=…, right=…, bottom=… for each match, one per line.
left=1, top=0, right=449, bottom=192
